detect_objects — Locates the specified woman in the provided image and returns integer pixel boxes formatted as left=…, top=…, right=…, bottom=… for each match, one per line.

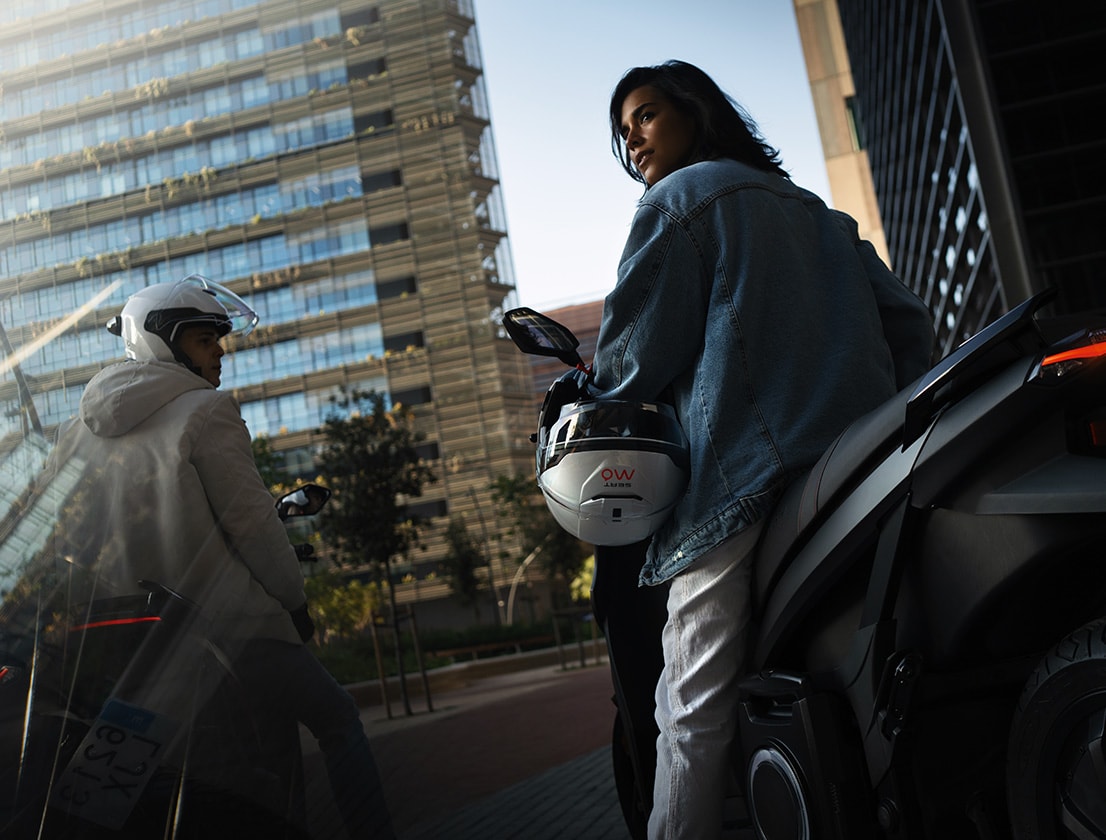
left=592, top=60, right=933, bottom=839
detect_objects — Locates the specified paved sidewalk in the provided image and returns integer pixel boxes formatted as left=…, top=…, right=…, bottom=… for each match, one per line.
left=363, top=661, right=628, bottom=839
left=302, top=651, right=752, bottom=839
left=402, top=746, right=630, bottom=839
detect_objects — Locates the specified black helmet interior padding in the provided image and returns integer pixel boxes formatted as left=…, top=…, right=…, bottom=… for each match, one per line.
left=145, top=306, right=233, bottom=343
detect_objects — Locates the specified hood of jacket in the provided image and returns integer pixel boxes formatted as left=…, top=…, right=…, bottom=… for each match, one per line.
left=80, top=360, right=213, bottom=438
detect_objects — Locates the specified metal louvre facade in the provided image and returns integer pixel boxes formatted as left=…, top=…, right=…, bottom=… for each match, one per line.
left=0, top=0, right=538, bottom=608
left=837, top=0, right=1106, bottom=357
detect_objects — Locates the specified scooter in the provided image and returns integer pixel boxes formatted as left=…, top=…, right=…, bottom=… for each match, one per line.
left=503, top=288, right=1106, bottom=840
left=0, top=481, right=330, bottom=839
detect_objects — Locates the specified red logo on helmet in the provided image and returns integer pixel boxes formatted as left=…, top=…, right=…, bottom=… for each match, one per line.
left=601, top=467, right=636, bottom=482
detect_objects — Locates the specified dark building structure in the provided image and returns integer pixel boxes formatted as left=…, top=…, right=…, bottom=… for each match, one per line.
left=834, top=0, right=1106, bottom=356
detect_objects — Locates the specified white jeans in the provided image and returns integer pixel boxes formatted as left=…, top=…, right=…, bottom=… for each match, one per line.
left=648, top=522, right=762, bottom=840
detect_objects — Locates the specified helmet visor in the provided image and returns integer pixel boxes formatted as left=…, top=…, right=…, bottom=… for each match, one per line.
left=180, top=274, right=259, bottom=337
left=544, top=401, right=688, bottom=471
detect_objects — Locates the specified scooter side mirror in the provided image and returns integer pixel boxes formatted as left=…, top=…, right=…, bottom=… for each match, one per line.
left=276, top=483, right=331, bottom=519
left=503, top=307, right=585, bottom=368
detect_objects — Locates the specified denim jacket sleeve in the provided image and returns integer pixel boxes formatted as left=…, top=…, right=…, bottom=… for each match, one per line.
left=592, top=202, right=710, bottom=401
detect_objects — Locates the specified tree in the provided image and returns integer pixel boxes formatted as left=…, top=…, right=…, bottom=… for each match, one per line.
left=304, top=571, right=381, bottom=645
left=315, top=389, right=436, bottom=714
left=439, top=516, right=483, bottom=622
left=315, top=389, right=436, bottom=571
left=491, top=472, right=588, bottom=609
left=251, top=433, right=287, bottom=491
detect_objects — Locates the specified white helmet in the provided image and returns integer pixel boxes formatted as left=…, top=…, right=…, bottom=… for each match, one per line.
left=107, top=274, right=258, bottom=366
left=537, top=399, right=690, bottom=546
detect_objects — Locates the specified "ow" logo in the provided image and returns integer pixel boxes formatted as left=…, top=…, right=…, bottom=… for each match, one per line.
left=601, top=467, right=635, bottom=482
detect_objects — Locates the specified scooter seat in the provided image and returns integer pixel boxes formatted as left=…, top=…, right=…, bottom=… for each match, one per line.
left=755, top=384, right=915, bottom=605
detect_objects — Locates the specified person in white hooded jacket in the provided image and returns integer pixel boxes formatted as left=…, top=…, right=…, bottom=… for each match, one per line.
left=46, top=275, right=393, bottom=838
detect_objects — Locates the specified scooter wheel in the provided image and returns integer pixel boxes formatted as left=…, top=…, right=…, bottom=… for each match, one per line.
left=1007, top=616, right=1106, bottom=839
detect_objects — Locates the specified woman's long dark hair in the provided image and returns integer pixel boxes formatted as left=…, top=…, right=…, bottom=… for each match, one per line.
left=609, top=60, right=788, bottom=186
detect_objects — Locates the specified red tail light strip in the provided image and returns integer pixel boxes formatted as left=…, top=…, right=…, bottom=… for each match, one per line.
left=1041, top=341, right=1106, bottom=367
left=70, top=616, right=162, bottom=632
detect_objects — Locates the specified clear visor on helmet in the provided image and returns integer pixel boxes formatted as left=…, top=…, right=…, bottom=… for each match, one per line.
left=543, top=401, right=688, bottom=472
left=179, top=273, right=259, bottom=337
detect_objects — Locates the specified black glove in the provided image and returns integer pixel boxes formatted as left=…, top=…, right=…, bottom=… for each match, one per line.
left=290, top=602, right=315, bottom=643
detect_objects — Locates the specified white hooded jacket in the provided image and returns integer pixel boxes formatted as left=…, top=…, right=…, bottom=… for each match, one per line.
left=48, top=359, right=305, bottom=645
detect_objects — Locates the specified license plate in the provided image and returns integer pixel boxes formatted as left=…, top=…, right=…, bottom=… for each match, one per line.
left=49, top=698, right=179, bottom=829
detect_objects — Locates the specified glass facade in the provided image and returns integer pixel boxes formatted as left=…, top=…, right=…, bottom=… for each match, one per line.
left=835, top=0, right=1106, bottom=355
left=835, top=0, right=1008, bottom=356
left=0, top=0, right=537, bottom=601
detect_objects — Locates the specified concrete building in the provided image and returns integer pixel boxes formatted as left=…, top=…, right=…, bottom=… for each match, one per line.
left=795, top=0, right=1106, bottom=357
left=0, top=0, right=541, bottom=624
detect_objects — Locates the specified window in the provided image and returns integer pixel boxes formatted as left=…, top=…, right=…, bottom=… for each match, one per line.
left=369, top=223, right=409, bottom=246
left=383, top=331, right=423, bottom=353
left=845, top=96, right=866, bottom=152
left=355, top=110, right=394, bottom=135
left=391, top=386, right=431, bottom=407
left=377, top=275, right=416, bottom=300
left=348, top=58, right=387, bottom=80
left=341, top=8, right=381, bottom=29
left=406, top=500, right=448, bottom=520
left=362, top=170, right=402, bottom=193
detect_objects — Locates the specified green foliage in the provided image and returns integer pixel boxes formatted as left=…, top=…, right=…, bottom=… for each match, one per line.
left=491, top=472, right=588, bottom=607
left=250, top=433, right=287, bottom=491
left=304, top=571, right=381, bottom=644
left=314, top=389, right=436, bottom=575
left=570, top=554, right=596, bottom=604
left=439, top=516, right=483, bottom=616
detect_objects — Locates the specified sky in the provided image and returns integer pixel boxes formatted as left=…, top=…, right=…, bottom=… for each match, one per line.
left=473, top=0, right=833, bottom=312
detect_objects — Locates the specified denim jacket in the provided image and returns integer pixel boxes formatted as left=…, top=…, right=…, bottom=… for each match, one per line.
left=592, top=159, right=934, bottom=585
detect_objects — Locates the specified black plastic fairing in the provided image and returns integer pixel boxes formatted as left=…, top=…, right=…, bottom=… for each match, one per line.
left=898, top=509, right=1106, bottom=667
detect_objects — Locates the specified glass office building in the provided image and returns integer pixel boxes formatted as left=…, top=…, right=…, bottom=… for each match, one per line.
left=800, top=0, right=1106, bottom=358
left=0, top=0, right=539, bottom=615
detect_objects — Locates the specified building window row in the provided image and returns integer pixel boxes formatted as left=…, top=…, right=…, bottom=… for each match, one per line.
left=252, top=269, right=380, bottom=325
left=2, top=208, right=407, bottom=332
left=18, top=322, right=118, bottom=377
left=238, top=374, right=389, bottom=439
left=1, top=276, right=129, bottom=327
left=2, top=163, right=366, bottom=275
left=2, top=75, right=266, bottom=168
left=1, top=53, right=360, bottom=168
left=280, top=165, right=362, bottom=210
left=3, top=234, right=287, bottom=326
left=1, top=0, right=261, bottom=70
left=231, top=322, right=385, bottom=387
left=3, top=27, right=267, bottom=120
left=2, top=106, right=359, bottom=220
left=1, top=382, right=84, bottom=433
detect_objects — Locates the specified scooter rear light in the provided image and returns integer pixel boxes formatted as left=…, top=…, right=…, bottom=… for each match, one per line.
left=70, top=616, right=161, bottom=632
left=1034, top=330, right=1106, bottom=382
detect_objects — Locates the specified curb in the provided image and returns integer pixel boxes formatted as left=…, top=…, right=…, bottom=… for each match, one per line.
left=345, top=643, right=608, bottom=707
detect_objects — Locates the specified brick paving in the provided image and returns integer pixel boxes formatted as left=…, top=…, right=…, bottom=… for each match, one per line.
left=301, top=650, right=752, bottom=839
left=362, top=661, right=627, bottom=839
